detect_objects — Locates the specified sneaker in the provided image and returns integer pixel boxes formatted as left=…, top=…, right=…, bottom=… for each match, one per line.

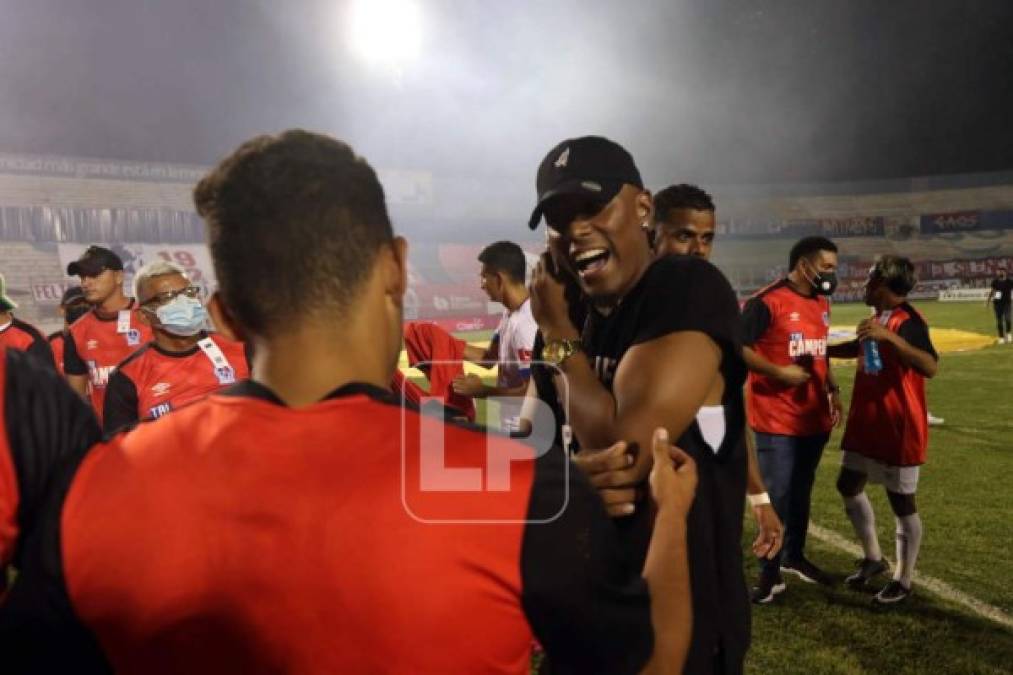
left=845, top=557, right=889, bottom=588
left=781, top=557, right=835, bottom=586
left=750, top=571, right=787, bottom=604
left=874, top=580, right=912, bottom=604
left=927, top=412, right=945, bottom=426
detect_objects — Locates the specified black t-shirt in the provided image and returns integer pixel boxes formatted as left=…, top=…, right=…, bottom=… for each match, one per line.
left=581, top=255, right=751, bottom=673
left=990, top=278, right=1013, bottom=305
left=897, top=305, right=938, bottom=359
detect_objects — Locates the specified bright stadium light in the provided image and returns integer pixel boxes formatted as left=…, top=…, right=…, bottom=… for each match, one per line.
left=348, top=0, right=423, bottom=68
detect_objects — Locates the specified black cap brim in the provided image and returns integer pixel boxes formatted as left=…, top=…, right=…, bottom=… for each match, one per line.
left=67, top=261, right=103, bottom=277
left=527, top=178, right=624, bottom=230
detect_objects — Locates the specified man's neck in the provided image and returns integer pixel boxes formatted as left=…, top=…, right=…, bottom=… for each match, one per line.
left=96, top=293, right=131, bottom=316
left=250, top=322, right=394, bottom=408
left=786, top=270, right=814, bottom=298
left=153, top=329, right=203, bottom=353
left=501, top=285, right=529, bottom=313
left=0, top=312, right=11, bottom=329
left=876, top=296, right=904, bottom=313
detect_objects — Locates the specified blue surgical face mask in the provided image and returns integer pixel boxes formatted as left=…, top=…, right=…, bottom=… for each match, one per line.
left=155, top=295, right=207, bottom=336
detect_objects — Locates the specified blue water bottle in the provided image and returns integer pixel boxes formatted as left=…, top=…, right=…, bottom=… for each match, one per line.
left=862, top=339, right=883, bottom=375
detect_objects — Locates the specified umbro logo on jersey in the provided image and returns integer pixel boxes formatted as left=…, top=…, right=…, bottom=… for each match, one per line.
left=554, top=147, right=570, bottom=168
left=86, top=339, right=99, bottom=350
left=789, top=312, right=801, bottom=322
left=151, top=382, right=171, bottom=397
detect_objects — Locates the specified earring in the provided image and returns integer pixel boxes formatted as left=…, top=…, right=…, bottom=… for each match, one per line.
left=641, top=221, right=650, bottom=230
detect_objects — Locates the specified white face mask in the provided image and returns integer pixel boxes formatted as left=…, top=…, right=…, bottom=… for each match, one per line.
left=155, top=295, right=208, bottom=336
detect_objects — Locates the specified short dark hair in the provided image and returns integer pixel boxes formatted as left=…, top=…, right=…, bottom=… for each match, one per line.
left=789, top=236, right=838, bottom=270
left=478, top=241, right=526, bottom=284
left=652, top=184, right=715, bottom=224
left=194, top=130, right=393, bottom=337
left=873, top=255, right=917, bottom=296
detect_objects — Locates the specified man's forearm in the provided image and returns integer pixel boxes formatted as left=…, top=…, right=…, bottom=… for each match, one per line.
left=745, top=425, right=766, bottom=495
left=742, top=346, right=782, bottom=378
left=462, top=344, right=497, bottom=368
left=475, top=382, right=529, bottom=399
left=828, top=339, right=860, bottom=359
left=553, top=351, right=619, bottom=450
left=639, top=506, right=691, bottom=675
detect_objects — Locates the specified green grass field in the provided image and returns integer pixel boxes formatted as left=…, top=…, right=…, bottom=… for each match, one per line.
left=455, top=299, right=1013, bottom=674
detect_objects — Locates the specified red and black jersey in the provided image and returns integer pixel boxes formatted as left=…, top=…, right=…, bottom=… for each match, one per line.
left=742, top=279, right=833, bottom=436
left=0, top=347, right=101, bottom=573
left=102, top=333, right=249, bottom=434
left=0, top=317, right=54, bottom=370
left=63, top=302, right=152, bottom=422
left=581, top=255, right=750, bottom=674
left=0, top=380, right=653, bottom=675
left=48, top=331, right=67, bottom=375
left=842, top=303, right=938, bottom=466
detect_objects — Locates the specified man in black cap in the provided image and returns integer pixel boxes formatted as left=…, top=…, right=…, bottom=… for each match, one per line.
left=528, top=136, right=751, bottom=674
left=48, top=286, right=91, bottom=376
left=62, top=246, right=152, bottom=421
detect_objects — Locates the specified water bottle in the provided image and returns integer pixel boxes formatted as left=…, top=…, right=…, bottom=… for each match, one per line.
left=862, top=338, right=882, bottom=375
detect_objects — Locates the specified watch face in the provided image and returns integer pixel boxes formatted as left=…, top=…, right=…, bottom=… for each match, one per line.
left=544, top=342, right=562, bottom=364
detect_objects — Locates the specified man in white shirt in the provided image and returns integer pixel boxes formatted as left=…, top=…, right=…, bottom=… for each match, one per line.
left=453, top=241, right=538, bottom=430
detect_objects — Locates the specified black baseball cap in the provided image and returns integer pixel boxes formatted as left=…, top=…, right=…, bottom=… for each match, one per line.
left=67, top=245, right=124, bottom=277
left=527, top=135, right=644, bottom=230
left=60, top=285, right=86, bottom=306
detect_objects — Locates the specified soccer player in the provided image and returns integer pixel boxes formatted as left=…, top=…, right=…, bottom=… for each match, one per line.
left=987, top=268, right=1012, bottom=344
left=102, top=260, right=249, bottom=434
left=527, top=136, right=750, bottom=675
left=1, top=130, right=698, bottom=675
left=0, top=274, right=54, bottom=368
left=48, top=286, right=91, bottom=376
left=741, top=236, right=844, bottom=602
left=829, top=256, right=938, bottom=604
left=62, top=246, right=152, bottom=422
left=452, top=241, right=538, bottom=430
left=0, top=347, right=101, bottom=583
left=652, top=183, right=784, bottom=563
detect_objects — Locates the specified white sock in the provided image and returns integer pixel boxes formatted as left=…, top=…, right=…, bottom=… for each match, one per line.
left=844, top=492, right=882, bottom=561
left=894, top=513, right=923, bottom=588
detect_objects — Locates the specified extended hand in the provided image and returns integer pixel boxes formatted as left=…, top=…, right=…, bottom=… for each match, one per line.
left=777, top=363, right=811, bottom=386
left=451, top=373, right=486, bottom=397
left=751, top=503, right=784, bottom=559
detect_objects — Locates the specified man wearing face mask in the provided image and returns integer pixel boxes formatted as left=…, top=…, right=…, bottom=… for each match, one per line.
left=102, top=261, right=249, bottom=434
left=741, top=236, right=844, bottom=603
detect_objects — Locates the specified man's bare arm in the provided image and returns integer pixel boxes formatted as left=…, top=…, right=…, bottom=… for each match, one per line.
left=462, top=335, right=500, bottom=368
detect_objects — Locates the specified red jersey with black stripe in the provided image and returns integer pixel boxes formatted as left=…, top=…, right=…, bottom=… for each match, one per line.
left=62, top=302, right=152, bottom=422
left=842, top=303, right=938, bottom=466
left=0, top=317, right=54, bottom=369
left=742, top=279, right=833, bottom=436
left=102, top=333, right=249, bottom=434
left=1, top=381, right=653, bottom=674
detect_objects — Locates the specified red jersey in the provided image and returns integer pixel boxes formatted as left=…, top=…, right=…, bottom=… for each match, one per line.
left=742, top=279, right=833, bottom=436
left=48, top=331, right=66, bottom=375
left=62, top=302, right=153, bottom=422
left=842, top=303, right=938, bottom=466
left=0, top=317, right=54, bottom=369
left=4, top=381, right=652, bottom=674
left=102, top=333, right=249, bottom=434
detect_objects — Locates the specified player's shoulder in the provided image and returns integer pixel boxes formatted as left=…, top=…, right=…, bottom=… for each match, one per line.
left=11, top=317, right=44, bottom=340
left=115, top=342, right=154, bottom=376
left=748, top=278, right=791, bottom=303
left=67, top=309, right=96, bottom=336
left=896, top=302, right=929, bottom=327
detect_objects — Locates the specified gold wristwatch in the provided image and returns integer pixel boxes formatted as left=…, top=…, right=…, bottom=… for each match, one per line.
left=542, top=338, right=583, bottom=368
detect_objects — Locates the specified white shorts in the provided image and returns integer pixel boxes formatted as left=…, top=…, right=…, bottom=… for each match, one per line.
left=841, top=451, right=920, bottom=495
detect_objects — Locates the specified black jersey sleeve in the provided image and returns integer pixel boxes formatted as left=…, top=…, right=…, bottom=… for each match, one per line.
left=62, top=328, right=88, bottom=376
left=740, top=297, right=772, bottom=347
left=520, top=446, right=653, bottom=675
left=102, top=369, right=140, bottom=435
left=898, top=315, right=938, bottom=361
left=3, top=349, right=101, bottom=564
left=633, top=257, right=742, bottom=349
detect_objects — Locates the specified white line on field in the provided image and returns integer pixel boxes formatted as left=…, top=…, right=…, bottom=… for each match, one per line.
left=808, top=523, right=1013, bottom=631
